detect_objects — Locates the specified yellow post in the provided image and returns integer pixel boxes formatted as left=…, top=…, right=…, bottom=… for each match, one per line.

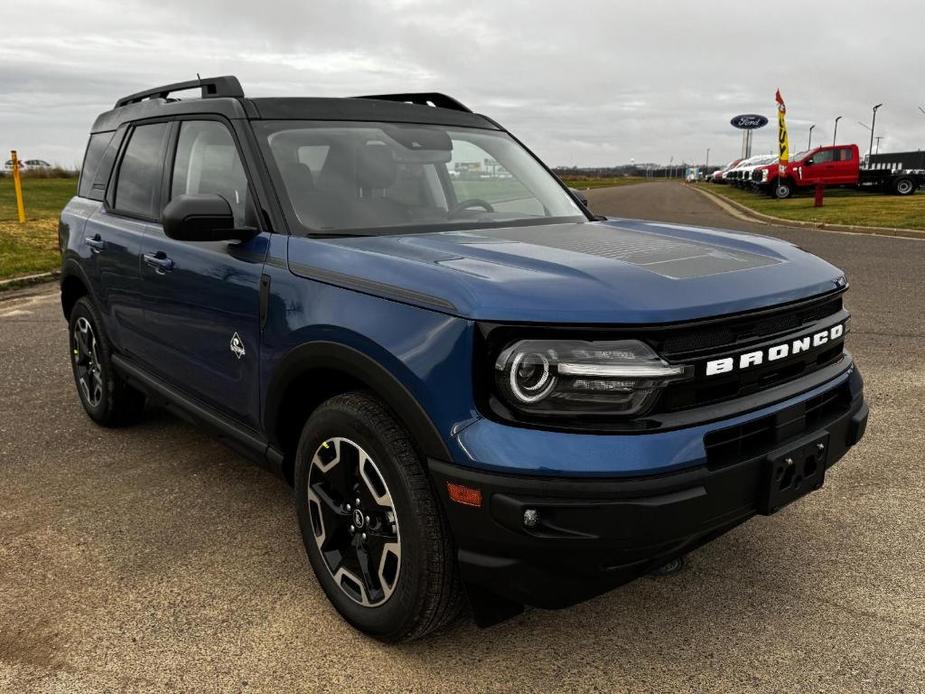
left=10, top=150, right=26, bottom=223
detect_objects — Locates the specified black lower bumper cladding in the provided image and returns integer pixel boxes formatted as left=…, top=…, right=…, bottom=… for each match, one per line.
left=430, top=374, right=868, bottom=623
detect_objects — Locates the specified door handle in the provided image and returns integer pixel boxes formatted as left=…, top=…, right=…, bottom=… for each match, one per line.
left=143, top=251, right=175, bottom=275
left=85, top=234, right=104, bottom=253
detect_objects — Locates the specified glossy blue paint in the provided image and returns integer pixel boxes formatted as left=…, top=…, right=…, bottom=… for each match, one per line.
left=292, top=218, right=844, bottom=324
left=134, top=226, right=270, bottom=428
left=455, top=368, right=860, bottom=477
left=259, top=235, right=478, bottom=462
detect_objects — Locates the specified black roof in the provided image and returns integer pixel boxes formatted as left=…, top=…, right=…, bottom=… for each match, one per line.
left=91, top=76, right=498, bottom=133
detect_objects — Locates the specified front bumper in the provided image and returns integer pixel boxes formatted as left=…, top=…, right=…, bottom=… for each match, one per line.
left=431, top=370, right=868, bottom=611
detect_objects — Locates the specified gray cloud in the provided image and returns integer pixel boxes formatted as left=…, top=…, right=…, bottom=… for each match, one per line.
left=2, top=0, right=924, bottom=168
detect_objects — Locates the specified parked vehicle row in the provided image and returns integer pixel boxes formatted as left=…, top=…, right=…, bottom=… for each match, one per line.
left=708, top=146, right=924, bottom=199
left=753, top=144, right=925, bottom=198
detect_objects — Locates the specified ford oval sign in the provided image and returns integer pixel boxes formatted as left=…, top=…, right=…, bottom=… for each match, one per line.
left=731, top=114, right=769, bottom=130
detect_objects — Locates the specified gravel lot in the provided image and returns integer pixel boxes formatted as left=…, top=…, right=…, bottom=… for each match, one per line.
left=1, top=182, right=922, bottom=693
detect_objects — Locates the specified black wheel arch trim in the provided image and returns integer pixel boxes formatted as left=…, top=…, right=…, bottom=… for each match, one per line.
left=60, top=258, right=98, bottom=319
left=263, top=340, right=452, bottom=462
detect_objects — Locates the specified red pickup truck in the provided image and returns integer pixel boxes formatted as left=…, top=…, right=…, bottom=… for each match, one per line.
left=753, top=144, right=925, bottom=198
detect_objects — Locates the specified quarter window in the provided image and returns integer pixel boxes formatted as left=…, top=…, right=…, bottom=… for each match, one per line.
left=838, top=148, right=854, bottom=161
left=114, top=123, right=170, bottom=218
left=78, top=132, right=114, bottom=198
left=170, top=121, right=252, bottom=228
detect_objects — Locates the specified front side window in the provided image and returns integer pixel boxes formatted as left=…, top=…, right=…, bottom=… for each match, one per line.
left=170, top=120, right=253, bottom=228
left=114, top=123, right=170, bottom=218
left=256, top=121, right=585, bottom=235
left=811, top=150, right=834, bottom=164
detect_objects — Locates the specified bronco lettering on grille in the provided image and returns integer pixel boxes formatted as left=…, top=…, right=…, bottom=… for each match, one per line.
left=705, top=323, right=845, bottom=376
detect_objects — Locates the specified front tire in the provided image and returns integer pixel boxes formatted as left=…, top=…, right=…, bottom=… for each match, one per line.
left=775, top=181, right=793, bottom=199
left=68, top=296, right=145, bottom=426
left=294, top=393, right=463, bottom=641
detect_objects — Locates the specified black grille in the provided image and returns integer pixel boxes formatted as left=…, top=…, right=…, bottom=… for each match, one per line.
left=655, top=295, right=842, bottom=359
left=703, top=382, right=853, bottom=468
left=656, top=293, right=847, bottom=413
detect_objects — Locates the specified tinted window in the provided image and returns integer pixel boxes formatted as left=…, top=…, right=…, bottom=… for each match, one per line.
left=114, top=123, right=169, bottom=218
left=258, top=121, right=583, bottom=234
left=838, top=148, right=854, bottom=161
left=811, top=150, right=834, bottom=164
left=170, top=121, right=252, bottom=227
left=78, top=132, right=114, bottom=198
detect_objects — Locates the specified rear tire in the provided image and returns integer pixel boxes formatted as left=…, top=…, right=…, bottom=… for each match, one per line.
left=68, top=297, right=145, bottom=426
left=893, top=177, right=916, bottom=196
left=294, top=392, right=463, bottom=642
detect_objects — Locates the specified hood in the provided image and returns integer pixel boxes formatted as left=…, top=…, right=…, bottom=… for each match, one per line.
left=287, top=219, right=845, bottom=324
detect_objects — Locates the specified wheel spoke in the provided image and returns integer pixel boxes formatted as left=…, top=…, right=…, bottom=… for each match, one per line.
left=355, top=539, right=383, bottom=602
left=307, top=436, right=401, bottom=608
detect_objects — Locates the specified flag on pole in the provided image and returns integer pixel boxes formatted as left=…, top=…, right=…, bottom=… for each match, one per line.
left=776, top=89, right=789, bottom=176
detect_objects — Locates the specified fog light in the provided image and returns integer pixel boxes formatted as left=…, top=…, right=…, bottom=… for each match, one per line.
left=523, top=508, right=540, bottom=528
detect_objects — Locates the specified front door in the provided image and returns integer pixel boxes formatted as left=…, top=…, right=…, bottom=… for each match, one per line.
left=136, top=119, right=269, bottom=429
left=802, top=148, right=834, bottom=185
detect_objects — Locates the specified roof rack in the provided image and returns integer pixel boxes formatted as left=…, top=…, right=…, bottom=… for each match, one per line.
left=354, top=92, right=472, bottom=113
left=114, top=75, right=244, bottom=108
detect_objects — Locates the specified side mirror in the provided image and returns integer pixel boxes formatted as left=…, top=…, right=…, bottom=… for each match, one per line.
left=162, top=194, right=255, bottom=242
left=804, top=159, right=814, bottom=166
left=569, top=187, right=589, bottom=207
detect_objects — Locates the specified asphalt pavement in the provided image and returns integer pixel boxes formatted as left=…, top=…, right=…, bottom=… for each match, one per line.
left=0, top=182, right=922, bottom=693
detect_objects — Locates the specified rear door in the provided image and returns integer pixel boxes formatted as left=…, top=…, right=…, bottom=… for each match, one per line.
left=83, top=122, right=169, bottom=355
left=135, top=118, right=269, bottom=429
left=834, top=147, right=858, bottom=184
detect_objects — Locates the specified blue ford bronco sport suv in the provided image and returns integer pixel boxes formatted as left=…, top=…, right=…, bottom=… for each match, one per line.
left=60, top=76, right=868, bottom=641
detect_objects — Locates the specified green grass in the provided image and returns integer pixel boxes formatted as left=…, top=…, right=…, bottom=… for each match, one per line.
left=451, top=178, right=533, bottom=202
left=0, top=176, right=76, bottom=280
left=696, top=182, right=925, bottom=231
left=559, top=176, right=649, bottom=189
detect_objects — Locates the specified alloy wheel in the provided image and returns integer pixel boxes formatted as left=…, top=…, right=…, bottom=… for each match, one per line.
left=307, top=437, right=401, bottom=607
left=73, top=316, right=103, bottom=408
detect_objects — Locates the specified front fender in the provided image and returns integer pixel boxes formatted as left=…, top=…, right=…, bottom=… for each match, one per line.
left=263, top=338, right=454, bottom=461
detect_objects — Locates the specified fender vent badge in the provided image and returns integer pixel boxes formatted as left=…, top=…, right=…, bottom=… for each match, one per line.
left=230, top=332, right=246, bottom=360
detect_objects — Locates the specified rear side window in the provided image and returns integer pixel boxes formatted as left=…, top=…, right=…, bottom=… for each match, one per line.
left=78, top=132, right=114, bottom=198
left=838, top=148, right=854, bottom=161
left=114, top=123, right=170, bottom=219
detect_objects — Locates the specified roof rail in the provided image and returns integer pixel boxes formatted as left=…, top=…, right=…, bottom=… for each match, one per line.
left=114, top=75, right=244, bottom=108
left=354, top=92, right=472, bottom=113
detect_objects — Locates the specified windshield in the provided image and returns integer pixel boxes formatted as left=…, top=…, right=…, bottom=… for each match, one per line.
left=255, top=121, right=586, bottom=235
left=791, top=150, right=810, bottom=161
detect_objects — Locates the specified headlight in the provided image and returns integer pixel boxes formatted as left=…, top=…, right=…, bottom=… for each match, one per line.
left=494, top=339, right=691, bottom=417
left=761, top=169, right=769, bottom=182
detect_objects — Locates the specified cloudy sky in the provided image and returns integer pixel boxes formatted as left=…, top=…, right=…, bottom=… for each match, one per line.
left=2, top=0, right=924, bottom=168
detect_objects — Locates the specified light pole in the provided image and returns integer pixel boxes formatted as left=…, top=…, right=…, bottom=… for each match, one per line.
left=808, top=124, right=815, bottom=150
left=705, top=147, right=710, bottom=177
left=875, top=136, right=883, bottom=155
left=668, top=155, right=674, bottom=179
left=868, top=103, right=883, bottom=165
left=833, top=116, right=842, bottom=146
